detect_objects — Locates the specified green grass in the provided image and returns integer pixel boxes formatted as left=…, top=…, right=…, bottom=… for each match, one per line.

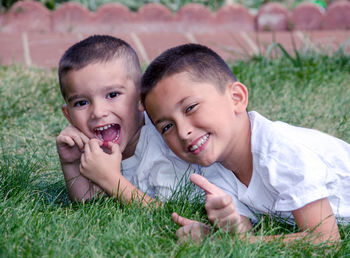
left=1, top=50, right=350, bottom=257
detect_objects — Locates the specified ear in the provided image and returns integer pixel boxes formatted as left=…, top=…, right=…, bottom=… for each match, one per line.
left=228, top=82, right=248, bottom=113
left=61, top=104, right=73, bottom=124
left=138, top=100, right=145, bottom=112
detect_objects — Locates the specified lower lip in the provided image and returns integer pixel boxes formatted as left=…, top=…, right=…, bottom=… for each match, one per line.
left=189, top=134, right=209, bottom=155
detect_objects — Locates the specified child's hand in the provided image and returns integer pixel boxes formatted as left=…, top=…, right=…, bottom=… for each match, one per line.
left=172, top=212, right=211, bottom=243
left=190, top=174, right=243, bottom=233
left=56, top=125, right=89, bottom=164
left=80, top=139, right=122, bottom=188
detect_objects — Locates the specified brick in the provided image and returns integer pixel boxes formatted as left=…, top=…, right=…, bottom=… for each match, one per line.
left=0, top=1, right=51, bottom=33
left=51, top=2, right=94, bottom=33
left=292, top=3, right=323, bottom=30
left=94, top=3, right=133, bottom=33
left=0, top=32, right=24, bottom=66
left=215, top=4, right=255, bottom=31
left=174, top=4, right=213, bottom=23
left=135, top=3, right=172, bottom=22
left=245, top=31, right=304, bottom=57
left=256, top=3, right=290, bottom=31
left=135, top=32, right=188, bottom=64
left=27, top=33, right=81, bottom=68
left=172, top=4, right=215, bottom=33
left=194, top=31, right=254, bottom=61
left=323, top=1, right=350, bottom=30
left=300, top=30, right=350, bottom=54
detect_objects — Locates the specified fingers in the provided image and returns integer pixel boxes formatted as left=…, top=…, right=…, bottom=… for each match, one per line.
left=56, top=135, right=75, bottom=147
left=207, top=204, right=240, bottom=228
left=82, top=139, right=103, bottom=159
left=206, top=194, right=233, bottom=210
left=204, top=195, right=243, bottom=232
left=88, top=138, right=103, bottom=152
left=172, top=212, right=196, bottom=226
left=217, top=212, right=242, bottom=230
left=57, top=127, right=90, bottom=150
left=175, top=220, right=211, bottom=243
left=190, top=174, right=225, bottom=196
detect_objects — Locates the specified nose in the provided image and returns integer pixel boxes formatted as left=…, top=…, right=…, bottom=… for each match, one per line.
left=90, top=100, right=109, bottom=119
left=177, top=119, right=192, bottom=140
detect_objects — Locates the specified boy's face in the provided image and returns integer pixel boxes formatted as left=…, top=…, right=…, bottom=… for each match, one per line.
left=144, top=72, right=248, bottom=167
left=62, top=60, right=143, bottom=158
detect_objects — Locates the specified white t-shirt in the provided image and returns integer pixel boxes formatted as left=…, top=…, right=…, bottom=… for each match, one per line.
left=223, top=111, right=350, bottom=224
left=121, top=113, right=251, bottom=207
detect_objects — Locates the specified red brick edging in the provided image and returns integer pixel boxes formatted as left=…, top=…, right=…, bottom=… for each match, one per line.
left=0, top=1, right=349, bottom=68
left=1, top=0, right=350, bottom=33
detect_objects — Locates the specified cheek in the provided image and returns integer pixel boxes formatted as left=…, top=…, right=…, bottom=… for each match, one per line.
left=165, top=135, right=182, bottom=152
left=69, top=111, right=88, bottom=129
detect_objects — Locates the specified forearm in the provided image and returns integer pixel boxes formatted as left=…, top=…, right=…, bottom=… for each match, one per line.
left=61, top=161, right=101, bottom=202
left=241, top=230, right=340, bottom=245
left=100, top=175, right=159, bottom=207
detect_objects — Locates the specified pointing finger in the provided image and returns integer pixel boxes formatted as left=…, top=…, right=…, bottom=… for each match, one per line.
left=172, top=212, right=197, bottom=227
left=190, top=174, right=225, bottom=196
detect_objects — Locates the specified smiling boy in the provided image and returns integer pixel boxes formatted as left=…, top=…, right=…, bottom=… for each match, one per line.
left=141, top=43, right=350, bottom=243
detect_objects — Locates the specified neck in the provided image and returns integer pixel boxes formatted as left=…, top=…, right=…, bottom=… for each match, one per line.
left=122, top=115, right=145, bottom=160
left=221, top=113, right=253, bottom=187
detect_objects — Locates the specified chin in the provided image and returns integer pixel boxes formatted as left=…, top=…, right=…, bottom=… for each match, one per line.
left=199, top=160, right=215, bottom=167
left=196, top=154, right=217, bottom=167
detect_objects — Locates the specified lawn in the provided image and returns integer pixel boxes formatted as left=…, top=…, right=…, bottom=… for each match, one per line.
left=1, top=48, right=350, bottom=257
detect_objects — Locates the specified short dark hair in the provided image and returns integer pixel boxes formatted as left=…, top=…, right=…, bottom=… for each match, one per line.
left=58, top=35, right=141, bottom=100
left=140, top=43, right=236, bottom=105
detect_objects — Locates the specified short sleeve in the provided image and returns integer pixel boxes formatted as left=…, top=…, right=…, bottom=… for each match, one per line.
left=260, top=146, right=330, bottom=212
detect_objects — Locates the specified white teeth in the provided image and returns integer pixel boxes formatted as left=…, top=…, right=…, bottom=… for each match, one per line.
left=95, top=124, right=120, bottom=142
left=190, top=134, right=209, bottom=152
left=112, top=129, right=120, bottom=143
left=95, top=124, right=114, bottom=131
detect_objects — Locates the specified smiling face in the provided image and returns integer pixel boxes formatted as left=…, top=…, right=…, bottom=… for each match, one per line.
left=62, top=59, right=144, bottom=159
left=144, top=72, right=249, bottom=167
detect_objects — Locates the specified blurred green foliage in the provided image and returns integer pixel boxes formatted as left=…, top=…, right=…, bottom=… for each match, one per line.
left=0, top=0, right=334, bottom=12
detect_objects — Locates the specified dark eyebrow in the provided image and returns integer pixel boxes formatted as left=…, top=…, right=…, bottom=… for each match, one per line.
left=154, top=118, right=166, bottom=126
left=104, top=84, right=125, bottom=91
left=154, top=96, right=192, bottom=125
left=67, top=95, right=85, bottom=103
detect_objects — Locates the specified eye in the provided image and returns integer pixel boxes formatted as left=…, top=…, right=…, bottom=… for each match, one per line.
left=185, top=104, right=197, bottom=113
left=73, top=100, right=88, bottom=107
left=107, top=91, right=119, bottom=99
left=161, top=123, right=174, bottom=134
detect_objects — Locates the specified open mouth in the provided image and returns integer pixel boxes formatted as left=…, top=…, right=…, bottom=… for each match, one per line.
left=94, top=123, right=121, bottom=144
left=188, top=133, right=210, bottom=153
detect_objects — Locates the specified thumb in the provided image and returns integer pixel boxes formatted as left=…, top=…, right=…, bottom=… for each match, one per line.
left=190, top=174, right=225, bottom=196
left=172, top=212, right=197, bottom=227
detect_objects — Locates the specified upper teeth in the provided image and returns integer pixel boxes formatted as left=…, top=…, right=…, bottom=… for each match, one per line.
left=95, top=124, right=114, bottom=131
left=190, top=134, right=209, bottom=152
